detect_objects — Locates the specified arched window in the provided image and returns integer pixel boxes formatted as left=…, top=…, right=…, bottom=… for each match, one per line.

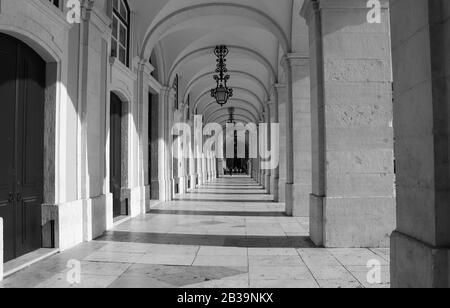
left=186, top=94, right=190, bottom=120
left=173, top=74, right=179, bottom=110
left=112, top=0, right=130, bottom=66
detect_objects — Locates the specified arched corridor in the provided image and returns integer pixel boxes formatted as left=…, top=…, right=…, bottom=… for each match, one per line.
left=0, top=0, right=449, bottom=288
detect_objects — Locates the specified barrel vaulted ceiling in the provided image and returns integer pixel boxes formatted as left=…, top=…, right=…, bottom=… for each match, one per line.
left=129, top=0, right=308, bottom=125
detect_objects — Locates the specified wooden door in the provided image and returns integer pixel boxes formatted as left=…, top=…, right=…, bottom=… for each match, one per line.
left=110, top=93, right=124, bottom=218
left=0, top=33, right=45, bottom=262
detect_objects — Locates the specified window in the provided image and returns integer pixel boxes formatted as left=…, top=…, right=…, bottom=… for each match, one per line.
left=186, top=94, right=190, bottom=120
left=112, top=0, right=130, bottom=66
left=173, top=75, right=179, bottom=110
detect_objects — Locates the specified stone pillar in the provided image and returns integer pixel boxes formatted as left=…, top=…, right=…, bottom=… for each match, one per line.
left=213, top=155, right=217, bottom=178
left=263, top=110, right=271, bottom=193
left=206, top=152, right=211, bottom=181
left=277, top=84, right=288, bottom=202
left=269, top=87, right=280, bottom=201
left=283, top=54, right=312, bottom=217
left=189, top=145, right=197, bottom=190
left=302, top=0, right=395, bottom=247
left=159, top=87, right=175, bottom=201
left=202, top=154, right=208, bottom=184
left=390, top=0, right=450, bottom=288
left=137, top=59, right=154, bottom=212
left=177, top=134, right=186, bottom=195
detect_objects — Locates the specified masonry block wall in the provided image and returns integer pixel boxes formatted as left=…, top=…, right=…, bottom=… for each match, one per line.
left=302, top=0, right=396, bottom=248
left=390, top=0, right=450, bottom=288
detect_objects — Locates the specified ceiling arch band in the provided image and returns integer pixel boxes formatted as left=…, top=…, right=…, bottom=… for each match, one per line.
left=140, top=3, right=290, bottom=61
left=168, top=45, right=277, bottom=85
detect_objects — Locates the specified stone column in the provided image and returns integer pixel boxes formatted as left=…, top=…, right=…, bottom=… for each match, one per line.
left=194, top=115, right=203, bottom=187
left=283, top=54, right=312, bottom=217
left=159, top=87, right=175, bottom=201
left=301, top=0, right=395, bottom=247
left=263, top=110, right=271, bottom=193
left=276, top=84, right=288, bottom=202
left=202, top=153, right=208, bottom=184
left=268, top=87, right=280, bottom=201
left=213, top=154, right=217, bottom=178
left=177, top=134, right=186, bottom=195
left=206, top=152, right=211, bottom=181
left=189, top=139, right=197, bottom=190
left=390, top=0, right=450, bottom=288
left=137, top=59, right=154, bottom=212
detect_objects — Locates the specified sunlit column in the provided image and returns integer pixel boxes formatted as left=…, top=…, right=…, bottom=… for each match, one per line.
left=302, top=0, right=395, bottom=247
left=269, top=86, right=280, bottom=201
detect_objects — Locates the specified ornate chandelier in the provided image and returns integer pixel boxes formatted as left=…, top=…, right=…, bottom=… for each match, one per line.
left=211, top=45, right=233, bottom=107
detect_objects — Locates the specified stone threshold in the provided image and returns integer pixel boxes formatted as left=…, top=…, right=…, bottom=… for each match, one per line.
left=3, top=248, right=59, bottom=279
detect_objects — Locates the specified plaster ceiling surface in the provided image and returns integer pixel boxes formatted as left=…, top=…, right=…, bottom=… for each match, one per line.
left=129, top=0, right=306, bottom=124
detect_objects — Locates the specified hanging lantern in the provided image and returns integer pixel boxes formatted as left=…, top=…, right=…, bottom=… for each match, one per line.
left=211, top=46, right=233, bottom=106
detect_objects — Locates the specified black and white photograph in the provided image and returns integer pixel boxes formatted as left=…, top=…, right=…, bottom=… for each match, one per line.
left=0, top=0, right=448, bottom=291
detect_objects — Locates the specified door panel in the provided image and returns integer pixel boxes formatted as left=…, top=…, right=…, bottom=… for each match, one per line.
left=0, top=33, right=44, bottom=262
left=110, top=93, right=123, bottom=218
left=0, top=34, right=18, bottom=262
left=15, top=44, right=45, bottom=257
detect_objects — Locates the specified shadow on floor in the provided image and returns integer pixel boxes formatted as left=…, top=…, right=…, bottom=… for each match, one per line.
left=173, top=199, right=274, bottom=203
left=95, top=231, right=317, bottom=248
left=148, top=209, right=288, bottom=217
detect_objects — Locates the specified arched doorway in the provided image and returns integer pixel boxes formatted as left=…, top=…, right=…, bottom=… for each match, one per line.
left=0, top=33, right=45, bottom=262
left=110, top=92, right=128, bottom=219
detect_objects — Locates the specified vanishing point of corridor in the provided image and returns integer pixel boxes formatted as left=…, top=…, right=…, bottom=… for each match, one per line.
left=0, top=176, right=389, bottom=288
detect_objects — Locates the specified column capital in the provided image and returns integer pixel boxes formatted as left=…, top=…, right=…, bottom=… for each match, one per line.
left=281, top=53, right=309, bottom=70
left=136, top=57, right=155, bottom=76
left=271, top=83, right=286, bottom=97
left=299, top=0, right=317, bottom=22
left=160, top=86, right=176, bottom=98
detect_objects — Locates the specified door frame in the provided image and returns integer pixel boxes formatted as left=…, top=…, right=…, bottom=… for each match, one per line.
left=0, top=25, right=66, bottom=252
left=108, top=90, right=131, bottom=220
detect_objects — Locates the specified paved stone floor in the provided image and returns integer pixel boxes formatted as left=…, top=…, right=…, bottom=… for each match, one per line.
left=0, top=176, right=390, bottom=288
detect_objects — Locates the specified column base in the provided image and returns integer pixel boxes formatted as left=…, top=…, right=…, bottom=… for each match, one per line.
left=42, top=195, right=113, bottom=252
left=82, top=194, right=114, bottom=242
left=151, top=180, right=160, bottom=200
left=265, top=174, right=271, bottom=194
left=270, top=176, right=279, bottom=202
left=285, top=183, right=293, bottom=216
left=166, top=179, right=173, bottom=201
left=278, top=179, right=287, bottom=203
left=391, top=231, right=450, bottom=288
left=178, top=176, right=186, bottom=195
left=127, top=186, right=150, bottom=217
left=291, top=183, right=311, bottom=217
left=310, top=194, right=395, bottom=248
left=189, top=175, right=197, bottom=189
